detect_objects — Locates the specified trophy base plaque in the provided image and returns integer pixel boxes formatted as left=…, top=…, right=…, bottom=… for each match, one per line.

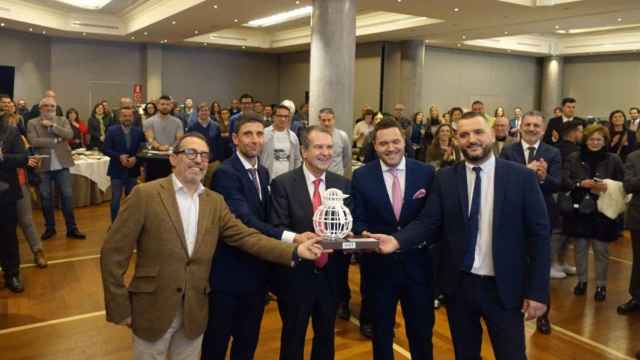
left=320, top=238, right=379, bottom=251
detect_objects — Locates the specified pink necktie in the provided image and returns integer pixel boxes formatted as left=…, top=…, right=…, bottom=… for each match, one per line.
left=312, top=178, right=328, bottom=269
left=390, top=168, right=403, bottom=221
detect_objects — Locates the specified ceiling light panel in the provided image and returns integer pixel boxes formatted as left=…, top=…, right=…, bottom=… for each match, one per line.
left=245, top=6, right=312, bottom=28
left=53, top=0, right=112, bottom=10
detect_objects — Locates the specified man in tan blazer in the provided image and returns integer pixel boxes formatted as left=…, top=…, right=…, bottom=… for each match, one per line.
left=101, top=132, right=324, bottom=360
left=27, top=96, right=85, bottom=240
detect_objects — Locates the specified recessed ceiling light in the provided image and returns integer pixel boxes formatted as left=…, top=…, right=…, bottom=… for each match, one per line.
left=504, top=31, right=509, bottom=35
left=42, top=30, right=46, bottom=34
left=130, top=36, right=135, bottom=39
left=242, top=45, right=246, bottom=49
left=213, top=4, right=218, bottom=8
left=618, top=17, right=623, bottom=22
left=457, top=43, right=461, bottom=47
left=397, top=0, right=402, bottom=2
left=295, top=0, right=300, bottom=3
left=0, top=23, right=4, bottom=27
left=202, top=42, right=207, bottom=46
left=453, top=8, right=460, bottom=12
left=555, top=25, right=560, bottom=29
left=194, top=30, right=199, bottom=34
left=143, top=31, right=148, bottom=35
left=462, top=35, right=466, bottom=39
left=171, top=20, right=176, bottom=25
left=29, top=28, right=33, bottom=32
left=234, top=19, right=239, bottom=22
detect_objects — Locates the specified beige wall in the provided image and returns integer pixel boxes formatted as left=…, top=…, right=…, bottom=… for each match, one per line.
left=0, top=29, right=51, bottom=107
left=564, top=54, right=640, bottom=119
left=278, top=42, right=382, bottom=123
left=162, top=45, right=280, bottom=107
left=423, top=46, right=541, bottom=117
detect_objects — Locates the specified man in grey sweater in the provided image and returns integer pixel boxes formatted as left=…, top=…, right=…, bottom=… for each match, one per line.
left=318, top=107, right=351, bottom=177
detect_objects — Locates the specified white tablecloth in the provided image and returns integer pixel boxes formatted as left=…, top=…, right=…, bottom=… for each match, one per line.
left=69, top=157, right=111, bottom=192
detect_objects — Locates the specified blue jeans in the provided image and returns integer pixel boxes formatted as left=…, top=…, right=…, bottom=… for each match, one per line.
left=111, top=177, right=137, bottom=222
left=38, top=168, right=77, bottom=232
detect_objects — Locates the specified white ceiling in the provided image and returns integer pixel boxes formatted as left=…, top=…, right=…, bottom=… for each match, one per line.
left=1, top=0, right=640, bottom=56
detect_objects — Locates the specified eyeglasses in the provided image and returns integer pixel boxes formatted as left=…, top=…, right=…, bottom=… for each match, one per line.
left=176, top=148, right=210, bottom=161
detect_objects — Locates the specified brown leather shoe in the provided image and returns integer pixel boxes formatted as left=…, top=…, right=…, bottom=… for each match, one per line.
left=34, top=250, right=48, bottom=268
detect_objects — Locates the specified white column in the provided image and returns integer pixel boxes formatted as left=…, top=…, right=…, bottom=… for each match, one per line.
left=308, top=0, right=356, bottom=138
left=145, top=45, right=163, bottom=101
left=541, top=56, right=564, bottom=118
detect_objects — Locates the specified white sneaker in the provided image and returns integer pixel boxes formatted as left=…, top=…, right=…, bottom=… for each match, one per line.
left=561, top=263, right=577, bottom=275
left=550, top=265, right=567, bottom=279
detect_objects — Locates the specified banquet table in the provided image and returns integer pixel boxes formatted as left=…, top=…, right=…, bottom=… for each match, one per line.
left=68, top=156, right=112, bottom=207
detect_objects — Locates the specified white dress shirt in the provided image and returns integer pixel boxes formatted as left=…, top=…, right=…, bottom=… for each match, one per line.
left=465, top=154, right=496, bottom=276
left=380, top=157, right=406, bottom=207
left=303, top=163, right=326, bottom=205
left=236, top=151, right=296, bottom=243
left=521, top=140, right=540, bottom=164
left=171, top=174, right=205, bottom=257
left=562, top=115, right=574, bottom=123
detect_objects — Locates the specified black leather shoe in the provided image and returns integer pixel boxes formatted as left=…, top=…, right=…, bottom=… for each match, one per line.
left=66, top=229, right=86, bottom=239
left=41, top=228, right=56, bottom=240
left=536, top=315, right=551, bottom=335
left=360, top=323, right=373, bottom=339
left=574, top=282, right=587, bottom=296
left=617, top=299, right=640, bottom=315
left=5, top=276, right=24, bottom=293
left=594, top=286, right=607, bottom=302
left=337, top=303, right=351, bottom=320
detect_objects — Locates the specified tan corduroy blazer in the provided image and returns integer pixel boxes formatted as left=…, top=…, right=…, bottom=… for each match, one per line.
left=100, top=176, right=295, bottom=342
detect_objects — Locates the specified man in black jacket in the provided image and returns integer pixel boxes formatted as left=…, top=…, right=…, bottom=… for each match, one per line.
left=543, top=97, right=585, bottom=146
left=0, top=117, right=30, bottom=292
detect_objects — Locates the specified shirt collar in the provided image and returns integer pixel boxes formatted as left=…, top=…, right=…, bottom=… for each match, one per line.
left=465, top=153, right=495, bottom=174
left=171, top=173, right=205, bottom=196
left=521, top=139, right=540, bottom=151
left=562, top=115, right=573, bottom=122
left=380, top=156, right=406, bottom=173
left=121, top=124, right=131, bottom=133
left=237, top=151, right=259, bottom=170
left=303, top=163, right=326, bottom=185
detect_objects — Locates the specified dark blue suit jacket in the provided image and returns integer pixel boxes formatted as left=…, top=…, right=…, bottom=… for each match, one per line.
left=210, top=153, right=283, bottom=294
left=352, top=159, right=435, bottom=285
left=103, top=125, right=145, bottom=179
left=395, top=158, right=550, bottom=308
left=500, top=142, right=562, bottom=227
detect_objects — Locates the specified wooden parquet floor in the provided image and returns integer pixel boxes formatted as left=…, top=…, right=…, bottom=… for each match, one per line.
left=0, top=203, right=638, bottom=359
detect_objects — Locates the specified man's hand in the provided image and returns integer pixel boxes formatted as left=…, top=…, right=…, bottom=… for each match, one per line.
left=364, top=231, right=400, bottom=254
left=119, top=154, right=129, bottom=166
left=522, top=299, right=547, bottom=320
left=40, top=119, right=53, bottom=128
left=27, top=156, right=41, bottom=168
left=551, top=130, right=559, bottom=143
left=293, top=232, right=317, bottom=245
left=127, top=157, right=137, bottom=168
left=592, top=181, right=608, bottom=194
left=580, top=179, right=595, bottom=189
left=296, top=238, right=326, bottom=260
left=158, top=144, right=170, bottom=151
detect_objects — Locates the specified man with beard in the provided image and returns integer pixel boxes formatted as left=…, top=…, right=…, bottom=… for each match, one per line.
left=353, top=118, right=436, bottom=359
left=500, top=111, right=561, bottom=335
left=101, top=132, right=325, bottom=360
left=370, top=112, right=550, bottom=359
left=27, top=97, right=85, bottom=240
left=144, top=95, right=184, bottom=151
left=629, top=107, right=640, bottom=133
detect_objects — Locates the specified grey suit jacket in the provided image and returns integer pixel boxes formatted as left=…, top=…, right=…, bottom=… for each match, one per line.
left=624, top=150, right=640, bottom=230
left=27, top=116, right=75, bottom=172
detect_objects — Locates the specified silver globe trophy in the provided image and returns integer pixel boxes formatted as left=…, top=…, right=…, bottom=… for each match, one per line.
left=313, top=188, right=378, bottom=250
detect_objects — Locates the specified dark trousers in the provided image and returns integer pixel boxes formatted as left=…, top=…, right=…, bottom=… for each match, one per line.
left=447, top=273, right=526, bottom=360
left=359, top=258, right=372, bottom=325
left=38, top=168, right=77, bottom=232
left=370, top=262, right=434, bottom=360
left=110, top=177, right=137, bottom=222
left=201, top=291, right=266, bottom=360
left=335, top=252, right=351, bottom=306
left=0, top=205, right=20, bottom=279
left=279, top=271, right=336, bottom=360
left=630, top=230, right=640, bottom=300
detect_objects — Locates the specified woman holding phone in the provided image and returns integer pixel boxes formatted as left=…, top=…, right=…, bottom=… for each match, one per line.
left=562, top=124, right=624, bottom=301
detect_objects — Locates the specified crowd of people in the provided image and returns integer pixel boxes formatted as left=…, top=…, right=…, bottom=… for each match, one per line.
left=1, top=89, right=640, bottom=360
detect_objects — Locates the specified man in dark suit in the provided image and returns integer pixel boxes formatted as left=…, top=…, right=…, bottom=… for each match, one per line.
left=0, top=118, right=30, bottom=292
left=271, top=125, right=350, bottom=360
left=352, top=118, right=435, bottom=360
left=500, top=110, right=561, bottom=335
left=543, top=97, right=585, bottom=146
left=371, top=112, right=550, bottom=359
left=113, top=97, right=143, bottom=129
left=103, top=107, right=146, bottom=222
left=619, top=149, right=640, bottom=316
left=202, top=113, right=314, bottom=360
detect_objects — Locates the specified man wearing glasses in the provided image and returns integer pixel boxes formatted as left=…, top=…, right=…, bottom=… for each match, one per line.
left=27, top=97, right=85, bottom=240
left=101, top=132, right=325, bottom=360
left=260, top=104, right=302, bottom=179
